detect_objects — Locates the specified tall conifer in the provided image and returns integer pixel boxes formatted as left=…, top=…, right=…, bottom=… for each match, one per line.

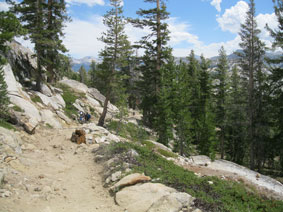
left=130, top=0, right=171, bottom=128
left=266, top=0, right=283, bottom=172
left=97, top=0, right=132, bottom=126
left=214, top=46, right=228, bottom=159
left=237, top=0, right=266, bottom=170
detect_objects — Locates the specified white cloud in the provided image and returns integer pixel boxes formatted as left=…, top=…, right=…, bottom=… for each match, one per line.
left=172, top=36, right=241, bottom=58
left=63, top=16, right=106, bottom=58
left=66, top=0, right=105, bottom=7
left=0, top=2, right=10, bottom=11
left=217, top=1, right=249, bottom=34
left=256, top=13, right=278, bottom=40
left=167, top=18, right=202, bottom=47
left=216, top=1, right=278, bottom=39
left=211, top=0, right=222, bottom=12
left=63, top=15, right=241, bottom=59
left=62, top=1, right=279, bottom=59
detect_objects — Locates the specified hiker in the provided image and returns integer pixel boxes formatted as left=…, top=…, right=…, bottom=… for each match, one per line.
left=85, top=112, right=91, bottom=122
left=79, top=111, right=85, bottom=123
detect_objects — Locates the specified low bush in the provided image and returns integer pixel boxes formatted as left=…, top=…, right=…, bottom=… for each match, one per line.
left=107, top=142, right=283, bottom=212
left=31, top=95, right=42, bottom=104
left=106, top=121, right=149, bottom=142
left=12, top=105, right=24, bottom=112
left=56, top=83, right=85, bottom=118
left=0, top=119, right=16, bottom=130
left=157, top=148, right=177, bottom=158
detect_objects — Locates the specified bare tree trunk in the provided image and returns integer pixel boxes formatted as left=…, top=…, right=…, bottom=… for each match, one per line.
left=47, top=0, right=55, bottom=83
left=35, top=0, right=43, bottom=92
left=156, top=0, right=161, bottom=93
left=220, top=129, right=224, bottom=159
left=98, top=1, right=119, bottom=127
left=98, top=94, right=110, bottom=127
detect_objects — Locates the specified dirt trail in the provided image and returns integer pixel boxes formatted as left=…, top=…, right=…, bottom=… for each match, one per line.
left=0, top=127, right=123, bottom=212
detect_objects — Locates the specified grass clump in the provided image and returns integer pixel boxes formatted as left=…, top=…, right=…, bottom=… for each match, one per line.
left=31, top=95, right=43, bottom=104
left=0, top=119, right=16, bottom=130
left=56, top=83, right=85, bottom=118
left=157, top=148, right=177, bottom=158
left=141, top=140, right=155, bottom=150
left=45, top=123, right=53, bottom=129
left=107, top=142, right=283, bottom=212
left=107, top=120, right=149, bottom=142
left=12, top=105, right=24, bottom=112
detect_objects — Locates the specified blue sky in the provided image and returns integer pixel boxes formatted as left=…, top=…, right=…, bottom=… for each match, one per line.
left=0, top=0, right=278, bottom=58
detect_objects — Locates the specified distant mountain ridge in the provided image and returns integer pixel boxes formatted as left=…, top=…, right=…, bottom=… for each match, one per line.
left=71, top=51, right=282, bottom=71
left=71, top=56, right=98, bottom=72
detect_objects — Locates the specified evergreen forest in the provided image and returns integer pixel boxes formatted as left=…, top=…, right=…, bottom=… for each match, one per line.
left=1, top=0, right=283, bottom=178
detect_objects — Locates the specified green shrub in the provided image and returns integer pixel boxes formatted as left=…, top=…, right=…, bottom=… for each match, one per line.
left=141, top=140, right=155, bottom=150
left=56, top=83, right=85, bottom=118
left=46, top=123, right=53, bottom=129
left=107, top=142, right=283, bottom=212
left=12, top=105, right=24, bottom=112
left=157, top=148, right=177, bottom=158
left=31, top=95, right=43, bottom=104
left=0, top=119, right=16, bottom=130
left=106, top=121, right=149, bottom=142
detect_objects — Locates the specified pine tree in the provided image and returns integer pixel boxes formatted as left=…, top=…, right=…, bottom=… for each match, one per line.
left=9, top=0, right=69, bottom=87
left=266, top=0, right=283, bottom=173
left=173, top=61, right=193, bottom=156
left=198, top=56, right=216, bottom=159
left=186, top=51, right=201, bottom=145
left=155, top=56, right=175, bottom=146
left=97, top=0, right=132, bottom=126
left=237, top=0, right=266, bottom=170
left=78, top=65, right=87, bottom=84
left=225, top=65, right=247, bottom=164
left=10, top=0, right=47, bottom=91
left=214, top=46, right=229, bottom=159
left=130, top=0, right=171, bottom=128
left=45, top=0, right=70, bottom=83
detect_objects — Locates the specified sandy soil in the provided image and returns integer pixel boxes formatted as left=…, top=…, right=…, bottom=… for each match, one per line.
left=0, top=127, right=123, bottom=212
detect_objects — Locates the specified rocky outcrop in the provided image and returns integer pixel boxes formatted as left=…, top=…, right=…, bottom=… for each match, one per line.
left=6, top=41, right=38, bottom=83
left=81, top=123, right=121, bottom=144
left=0, top=127, right=22, bottom=155
left=116, top=183, right=194, bottom=212
left=110, top=173, right=151, bottom=192
left=3, top=40, right=122, bottom=135
left=59, top=78, right=119, bottom=115
left=94, top=143, right=201, bottom=212
left=174, top=155, right=283, bottom=200
left=40, top=109, right=62, bottom=129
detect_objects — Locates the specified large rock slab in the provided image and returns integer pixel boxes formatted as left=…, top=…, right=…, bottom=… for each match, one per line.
left=7, top=40, right=37, bottom=71
left=116, top=183, right=183, bottom=212
left=40, top=83, right=52, bottom=97
left=208, top=159, right=283, bottom=199
left=3, top=63, right=41, bottom=133
left=40, top=109, right=62, bottom=129
left=56, top=110, right=72, bottom=125
left=111, top=173, right=151, bottom=192
left=0, top=127, right=22, bottom=154
left=183, top=155, right=283, bottom=200
left=2, top=64, right=23, bottom=96
left=35, top=92, right=65, bottom=110
left=59, top=78, right=88, bottom=94
left=9, top=95, right=41, bottom=130
left=88, top=87, right=106, bottom=103
left=86, top=94, right=101, bottom=107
